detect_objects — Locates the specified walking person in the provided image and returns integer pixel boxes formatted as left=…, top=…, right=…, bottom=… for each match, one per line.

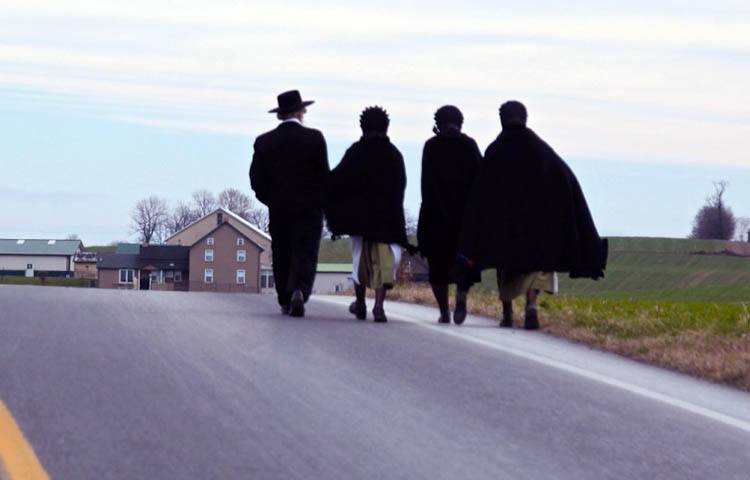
left=417, top=105, right=482, bottom=325
left=458, top=101, right=608, bottom=329
left=249, top=90, right=330, bottom=317
left=325, top=106, right=409, bottom=323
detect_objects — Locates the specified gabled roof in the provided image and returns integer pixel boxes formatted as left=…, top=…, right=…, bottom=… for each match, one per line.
left=97, top=253, right=140, bottom=269
left=191, top=222, right=265, bottom=252
left=165, top=207, right=271, bottom=243
left=0, top=239, right=82, bottom=256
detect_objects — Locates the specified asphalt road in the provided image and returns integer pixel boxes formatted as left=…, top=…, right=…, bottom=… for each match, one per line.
left=1, top=285, right=749, bottom=479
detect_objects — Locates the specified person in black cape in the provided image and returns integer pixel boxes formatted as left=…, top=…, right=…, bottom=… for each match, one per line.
left=249, top=90, right=330, bottom=317
left=325, top=106, right=409, bottom=323
left=417, top=105, right=482, bottom=325
left=458, top=101, right=608, bottom=329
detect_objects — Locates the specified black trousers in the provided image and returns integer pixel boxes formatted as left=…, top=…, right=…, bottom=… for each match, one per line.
left=269, top=206, right=323, bottom=306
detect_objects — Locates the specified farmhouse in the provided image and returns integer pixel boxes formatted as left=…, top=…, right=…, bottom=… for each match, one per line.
left=166, top=207, right=273, bottom=292
left=189, top=222, right=263, bottom=293
left=0, top=239, right=82, bottom=278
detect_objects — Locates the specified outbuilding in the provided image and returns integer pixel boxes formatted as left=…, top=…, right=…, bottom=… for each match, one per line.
left=0, top=239, right=82, bottom=278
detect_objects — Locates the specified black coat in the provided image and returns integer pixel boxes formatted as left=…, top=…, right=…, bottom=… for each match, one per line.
left=417, top=131, right=481, bottom=259
left=458, top=126, right=608, bottom=279
left=325, top=135, right=408, bottom=246
left=249, top=121, right=329, bottom=211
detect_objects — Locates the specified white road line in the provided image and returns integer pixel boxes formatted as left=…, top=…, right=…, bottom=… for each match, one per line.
left=314, top=296, right=750, bottom=434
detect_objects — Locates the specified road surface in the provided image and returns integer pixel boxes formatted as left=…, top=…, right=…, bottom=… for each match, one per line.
left=0, top=285, right=748, bottom=479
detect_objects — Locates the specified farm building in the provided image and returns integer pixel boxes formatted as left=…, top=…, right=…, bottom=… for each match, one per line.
left=188, top=222, right=264, bottom=293
left=0, top=239, right=82, bottom=278
left=166, top=207, right=274, bottom=293
left=313, top=263, right=354, bottom=294
left=96, top=253, right=141, bottom=289
left=73, top=251, right=99, bottom=280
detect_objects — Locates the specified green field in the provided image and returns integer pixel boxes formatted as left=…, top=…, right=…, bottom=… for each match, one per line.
left=321, top=236, right=750, bottom=303
left=85, top=245, right=117, bottom=253
left=0, top=276, right=93, bottom=288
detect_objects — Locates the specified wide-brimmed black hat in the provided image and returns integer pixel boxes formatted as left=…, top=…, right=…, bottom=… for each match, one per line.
left=268, top=90, right=314, bottom=114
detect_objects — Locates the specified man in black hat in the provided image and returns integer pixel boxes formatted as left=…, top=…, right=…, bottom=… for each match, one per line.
left=458, top=100, right=608, bottom=329
left=250, top=90, right=329, bottom=317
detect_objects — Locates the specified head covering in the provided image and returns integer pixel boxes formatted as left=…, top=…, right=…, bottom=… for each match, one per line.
left=359, top=106, right=390, bottom=134
left=499, top=100, right=527, bottom=128
left=434, top=105, right=463, bottom=128
left=269, top=90, right=314, bottom=114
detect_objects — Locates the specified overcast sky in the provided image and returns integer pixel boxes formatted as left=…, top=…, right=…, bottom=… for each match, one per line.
left=1, top=0, right=749, bottom=244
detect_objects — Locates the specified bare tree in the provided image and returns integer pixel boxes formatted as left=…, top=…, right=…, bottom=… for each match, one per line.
left=735, top=216, right=750, bottom=242
left=247, top=206, right=270, bottom=234
left=167, top=201, right=200, bottom=235
left=218, top=188, right=253, bottom=219
left=192, top=189, right=217, bottom=217
left=690, top=181, right=736, bottom=240
left=130, top=196, right=169, bottom=244
left=66, top=233, right=79, bottom=240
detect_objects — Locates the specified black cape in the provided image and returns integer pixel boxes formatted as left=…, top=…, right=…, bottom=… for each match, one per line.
left=325, top=135, right=408, bottom=246
left=417, top=130, right=481, bottom=259
left=458, top=126, right=608, bottom=279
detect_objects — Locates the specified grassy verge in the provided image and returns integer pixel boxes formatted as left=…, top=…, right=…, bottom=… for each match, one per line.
left=0, top=276, right=92, bottom=288
left=348, top=283, right=750, bottom=391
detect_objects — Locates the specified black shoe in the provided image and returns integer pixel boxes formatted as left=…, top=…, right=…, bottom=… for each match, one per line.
left=290, top=290, right=305, bottom=317
left=373, top=306, right=388, bottom=323
left=524, top=308, right=539, bottom=330
left=280, top=305, right=291, bottom=315
left=349, top=300, right=366, bottom=320
left=454, top=292, right=467, bottom=325
left=438, top=313, right=450, bottom=324
left=499, top=311, right=513, bottom=328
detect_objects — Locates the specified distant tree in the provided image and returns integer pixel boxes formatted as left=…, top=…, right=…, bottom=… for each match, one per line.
left=247, top=205, right=270, bottom=234
left=66, top=233, right=79, bottom=240
left=404, top=208, right=418, bottom=237
left=131, top=196, right=169, bottom=244
left=690, top=181, right=736, bottom=240
left=218, top=188, right=253, bottom=219
left=192, top=189, right=217, bottom=217
left=735, top=216, right=750, bottom=242
left=167, top=201, right=200, bottom=235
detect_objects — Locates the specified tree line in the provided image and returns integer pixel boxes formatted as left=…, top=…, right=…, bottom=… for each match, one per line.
left=130, top=189, right=269, bottom=244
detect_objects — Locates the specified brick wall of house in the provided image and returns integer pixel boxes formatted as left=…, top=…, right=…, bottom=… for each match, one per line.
left=189, top=223, right=262, bottom=293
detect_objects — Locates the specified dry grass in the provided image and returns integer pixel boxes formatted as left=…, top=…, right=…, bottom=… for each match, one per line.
left=339, top=283, right=750, bottom=391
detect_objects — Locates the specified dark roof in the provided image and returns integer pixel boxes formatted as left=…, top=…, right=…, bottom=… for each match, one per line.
left=140, top=245, right=190, bottom=270
left=97, top=253, right=140, bottom=269
left=191, top=222, right=265, bottom=252
left=0, top=239, right=82, bottom=256
left=115, top=243, right=141, bottom=255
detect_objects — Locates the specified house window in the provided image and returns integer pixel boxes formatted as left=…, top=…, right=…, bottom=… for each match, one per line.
left=205, top=249, right=214, bottom=262
left=260, top=269, right=274, bottom=289
left=174, top=271, right=182, bottom=282
left=237, top=250, right=246, bottom=262
left=26, top=263, right=33, bottom=270
left=119, top=269, right=134, bottom=283
left=207, top=237, right=214, bottom=245
left=217, top=212, right=224, bottom=225
left=204, top=269, right=214, bottom=284
left=237, top=238, right=244, bottom=246
left=237, top=269, right=246, bottom=284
